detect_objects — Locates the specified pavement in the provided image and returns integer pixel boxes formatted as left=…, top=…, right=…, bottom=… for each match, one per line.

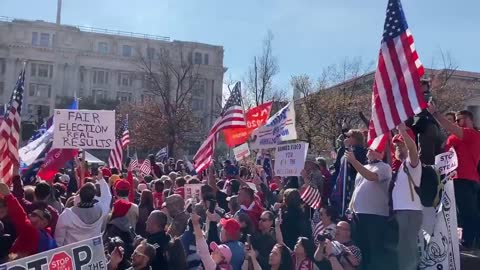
left=460, top=250, right=480, bottom=270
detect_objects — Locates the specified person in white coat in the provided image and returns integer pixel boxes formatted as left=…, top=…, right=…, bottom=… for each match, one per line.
left=55, top=175, right=111, bottom=246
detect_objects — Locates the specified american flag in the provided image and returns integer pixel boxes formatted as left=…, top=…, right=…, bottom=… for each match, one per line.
left=139, top=158, right=151, bottom=176
left=0, top=68, right=25, bottom=184
left=128, top=152, right=139, bottom=171
left=155, top=146, right=168, bottom=161
left=193, top=82, right=246, bottom=174
left=108, top=118, right=130, bottom=170
left=301, top=185, right=322, bottom=209
left=368, top=0, right=426, bottom=145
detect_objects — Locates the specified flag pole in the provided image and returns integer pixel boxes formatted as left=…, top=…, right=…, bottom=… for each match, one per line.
left=126, top=114, right=130, bottom=157
left=342, top=156, right=348, bottom=216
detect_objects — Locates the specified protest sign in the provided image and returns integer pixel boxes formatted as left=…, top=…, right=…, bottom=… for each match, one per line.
left=185, top=184, right=203, bottom=201
left=418, top=152, right=460, bottom=270
left=0, top=236, right=106, bottom=270
left=434, top=148, right=458, bottom=176
left=53, top=109, right=115, bottom=149
left=250, top=102, right=297, bottom=150
left=274, top=142, right=308, bottom=176
left=233, top=143, right=251, bottom=161
left=223, top=102, right=273, bottom=147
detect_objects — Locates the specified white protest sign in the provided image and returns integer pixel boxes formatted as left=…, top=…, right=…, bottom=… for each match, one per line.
left=185, top=184, right=203, bottom=201
left=250, top=102, right=297, bottom=150
left=274, top=142, right=308, bottom=176
left=418, top=177, right=460, bottom=270
left=0, top=236, right=106, bottom=270
left=53, top=109, right=115, bottom=149
left=434, top=148, right=458, bottom=175
left=233, top=143, right=251, bottom=161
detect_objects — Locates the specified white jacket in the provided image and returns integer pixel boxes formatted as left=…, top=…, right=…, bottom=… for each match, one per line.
left=55, top=178, right=112, bottom=246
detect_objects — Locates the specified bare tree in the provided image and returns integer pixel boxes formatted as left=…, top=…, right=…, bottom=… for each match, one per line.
left=244, top=30, right=280, bottom=107
left=129, top=48, right=201, bottom=157
left=294, top=58, right=372, bottom=151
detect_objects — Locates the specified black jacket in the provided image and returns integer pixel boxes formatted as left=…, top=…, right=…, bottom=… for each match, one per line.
left=280, top=207, right=312, bottom=250
left=147, top=231, right=171, bottom=269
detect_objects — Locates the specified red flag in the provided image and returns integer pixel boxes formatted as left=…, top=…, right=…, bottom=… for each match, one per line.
left=222, top=101, right=272, bottom=147
left=127, top=169, right=134, bottom=202
left=37, top=149, right=78, bottom=183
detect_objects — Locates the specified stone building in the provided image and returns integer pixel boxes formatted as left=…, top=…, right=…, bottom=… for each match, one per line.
left=0, top=16, right=225, bottom=154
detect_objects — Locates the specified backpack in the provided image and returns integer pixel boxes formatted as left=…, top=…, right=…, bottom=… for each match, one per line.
left=414, top=164, right=442, bottom=207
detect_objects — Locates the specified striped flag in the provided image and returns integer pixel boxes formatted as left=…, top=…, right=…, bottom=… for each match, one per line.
left=0, top=68, right=25, bottom=184
left=139, top=158, right=151, bottom=176
left=108, top=118, right=130, bottom=170
left=129, top=152, right=139, bottom=171
left=155, top=146, right=168, bottom=161
left=193, top=82, right=246, bottom=174
left=301, top=185, right=322, bottom=209
left=368, top=0, right=427, bottom=145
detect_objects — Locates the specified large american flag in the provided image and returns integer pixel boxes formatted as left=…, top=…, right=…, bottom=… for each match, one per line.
left=108, top=118, right=130, bottom=170
left=0, top=69, right=25, bottom=184
left=368, top=0, right=426, bottom=145
left=194, top=82, right=246, bottom=173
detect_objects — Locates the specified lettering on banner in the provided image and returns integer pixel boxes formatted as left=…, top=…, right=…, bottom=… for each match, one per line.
left=274, top=142, right=308, bottom=177
left=53, top=110, right=116, bottom=150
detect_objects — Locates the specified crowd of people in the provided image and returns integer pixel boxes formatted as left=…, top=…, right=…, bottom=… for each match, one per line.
left=0, top=100, right=479, bottom=270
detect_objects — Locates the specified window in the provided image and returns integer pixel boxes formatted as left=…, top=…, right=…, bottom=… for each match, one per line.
left=147, top=47, right=155, bottom=59
left=27, top=104, right=50, bottom=117
left=92, top=89, right=107, bottom=103
left=160, top=48, right=169, bottom=58
left=122, top=45, right=132, bottom=57
left=79, top=70, right=84, bottom=82
left=191, top=98, right=203, bottom=110
left=93, top=70, right=108, bottom=85
left=0, top=58, right=5, bottom=74
left=29, top=83, right=52, bottom=98
left=31, top=32, right=38, bottom=46
left=0, top=82, right=4, bottom=96
left=40, top=33, right=50, bottom=47
left=194, top=52, right=202, bottom=65
left=30, top=63, right=53, bottom=78
left=192, top=79, right=206, bottom=96
left=98, top=42, right=108, bottom=54
left=117, top=92, right=133, bottom=102
left=117, top=73, right=132, bottom=87
left=204, top=54, right=209, bottom=65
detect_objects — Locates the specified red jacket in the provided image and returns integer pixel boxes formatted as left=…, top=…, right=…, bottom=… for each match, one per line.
left=240, top=201, right=263, bottom=229
left=12, top=176, right=59, bottom=233
left=5, top=194, right=55, bottom=257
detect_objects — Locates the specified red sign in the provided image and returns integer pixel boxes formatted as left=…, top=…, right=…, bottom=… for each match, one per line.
left=223, top=102, right=273, bottom=147
left=49, top=251, right=74, bottom=270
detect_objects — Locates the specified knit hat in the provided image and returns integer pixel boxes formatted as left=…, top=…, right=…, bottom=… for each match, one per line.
left=102, top=168, right=112, bottom=177
left=209, top=241, right=232, bottom=263
left=220, top=218, right=241, bottom=237
left=115, top=179, right=130, bottom=191
left=112, top=199, right=132, bottom=218
left=368, top=134, right=388, bottom=153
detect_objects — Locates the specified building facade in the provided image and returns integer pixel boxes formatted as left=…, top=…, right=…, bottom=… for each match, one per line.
left=0, top=17, right=225, bottom=154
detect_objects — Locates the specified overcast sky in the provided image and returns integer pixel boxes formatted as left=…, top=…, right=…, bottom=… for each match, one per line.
left=1, top=0, right=478, bottom=94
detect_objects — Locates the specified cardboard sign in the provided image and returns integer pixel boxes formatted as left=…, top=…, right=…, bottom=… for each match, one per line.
left=185, top=184, right=203, bottom=201
left=233, top=143, right=251, bottom=161
left=250, top=102, right=297, bottom=150
left=53, top=109, right=115, bottom=149
left=434, top=148, right=458, bottom=175
left=0, top=236, right=106, bottom=270
left=274, top=142, right=308, bottom=176
left=223, top=102, right=273, bottom=147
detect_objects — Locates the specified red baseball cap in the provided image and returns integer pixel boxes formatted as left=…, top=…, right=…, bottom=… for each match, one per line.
left=220, top=218, right=241, bottom=236
left=209, top=242, right=232, bottom=263
left=114, top=179, right=130, bottom=191
left=101, top=167, right=112, bottom=177
left=392, top=134, right=405, bottom=144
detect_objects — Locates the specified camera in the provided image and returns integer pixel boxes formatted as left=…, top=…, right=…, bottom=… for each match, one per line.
left=316, top=232, right=333, bottom=242
left=208, top=198, right=217, bottom=214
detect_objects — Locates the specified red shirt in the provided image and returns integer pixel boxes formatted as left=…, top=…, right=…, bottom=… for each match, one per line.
left=153, top=192, right=164, bottom=209
left=446, top=128, right=480, bottom=182
left=175, top=187, right=185, bottom=199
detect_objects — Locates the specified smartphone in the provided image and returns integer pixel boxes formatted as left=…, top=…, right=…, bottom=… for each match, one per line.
left=208, top=199, right=216, bottom=214
left=246, top=234, right=252, bottom=250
